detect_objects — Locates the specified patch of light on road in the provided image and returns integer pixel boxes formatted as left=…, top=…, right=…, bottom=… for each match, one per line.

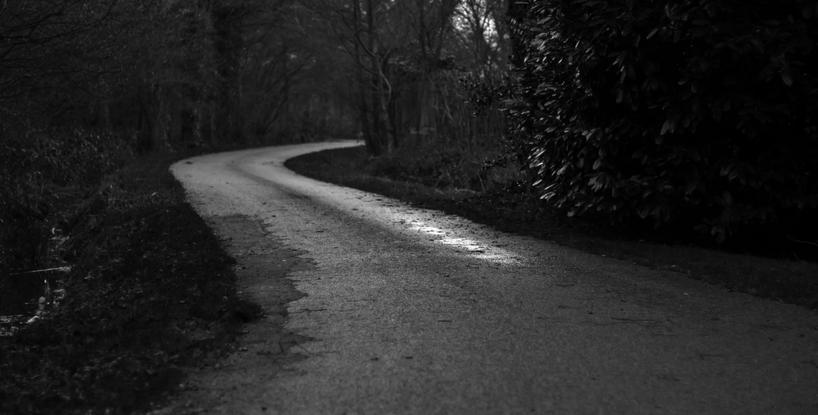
left=439, top=236, right=483, bottom=251
left=416, top=226, right=446, bottom=236
left=408, top=223, right=520, bottom=265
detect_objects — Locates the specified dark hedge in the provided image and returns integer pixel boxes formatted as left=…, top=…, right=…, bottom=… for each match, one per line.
left=507, top=0, right=818, bottom=243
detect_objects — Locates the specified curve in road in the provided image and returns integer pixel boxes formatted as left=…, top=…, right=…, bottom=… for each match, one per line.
left=167, top=141, right=818, bottom=415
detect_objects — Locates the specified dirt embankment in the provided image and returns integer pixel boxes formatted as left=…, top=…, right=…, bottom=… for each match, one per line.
left=0, top=155, right=263, bottom=414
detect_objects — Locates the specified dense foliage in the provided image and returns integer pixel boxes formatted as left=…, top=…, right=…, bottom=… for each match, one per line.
left=508, top=0, right=818, bottom=243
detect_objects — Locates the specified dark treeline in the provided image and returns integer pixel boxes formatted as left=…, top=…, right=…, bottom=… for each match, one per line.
left=1, top=0, right=512, bottom=273
left=0, top=0, right=337, bottom=274
left=0, top=0, right=511, bottom=173
left=297, top=0, right=513, bottom=190
left=1, top=0, right=287, bottom=151
left=0, top=0, right=241, bottom=275
left=306, top=0, right=510, bottom=155
left=3, top=0, right=818, bottom=274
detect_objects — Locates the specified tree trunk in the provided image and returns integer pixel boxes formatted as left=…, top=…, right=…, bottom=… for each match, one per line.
left=212, top=1, right=244, bottom=145
left=353, top=0, right=375, bottom=153
left=365, top=0, right=386, bottom=155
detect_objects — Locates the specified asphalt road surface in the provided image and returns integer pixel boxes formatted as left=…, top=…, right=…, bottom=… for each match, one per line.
left=168, top=141, right=818, bottom=414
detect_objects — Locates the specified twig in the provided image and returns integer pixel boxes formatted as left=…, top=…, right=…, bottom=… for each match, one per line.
left=787, top=236, right=818, bottom=249
left=10, top=266, right=72, bottom=276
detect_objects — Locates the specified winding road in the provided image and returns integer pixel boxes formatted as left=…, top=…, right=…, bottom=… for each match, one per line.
left=166, top=141, right=818, bottom=414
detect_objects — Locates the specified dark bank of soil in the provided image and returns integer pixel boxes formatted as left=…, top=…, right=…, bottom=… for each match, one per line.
left=286, top=146, right=818, bottom=310
left=0, top=154, right=261, bottom=414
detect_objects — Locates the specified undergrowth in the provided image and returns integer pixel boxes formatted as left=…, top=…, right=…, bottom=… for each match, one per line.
left=367, top=139, right=519, bottom=193
left=0, top=154, right=259, bottom=414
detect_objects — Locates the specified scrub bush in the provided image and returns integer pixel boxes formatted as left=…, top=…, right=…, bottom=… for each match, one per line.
left=0, top=125, right=132, bottom=272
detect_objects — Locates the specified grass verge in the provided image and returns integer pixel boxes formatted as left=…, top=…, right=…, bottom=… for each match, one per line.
left=0, top=153, right=259, bottom=414
left=286, top=146, right=818, bottom=309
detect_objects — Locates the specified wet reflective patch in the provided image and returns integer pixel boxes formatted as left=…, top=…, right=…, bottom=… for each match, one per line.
left=408, top=222, right=521, bottom=265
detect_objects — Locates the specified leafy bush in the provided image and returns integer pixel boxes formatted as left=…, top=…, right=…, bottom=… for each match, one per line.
left=508, top=0, right=818, bottom=242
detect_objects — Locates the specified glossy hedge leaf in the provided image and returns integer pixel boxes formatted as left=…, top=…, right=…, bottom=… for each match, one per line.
left=507, top=0, right=818, bottom=243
